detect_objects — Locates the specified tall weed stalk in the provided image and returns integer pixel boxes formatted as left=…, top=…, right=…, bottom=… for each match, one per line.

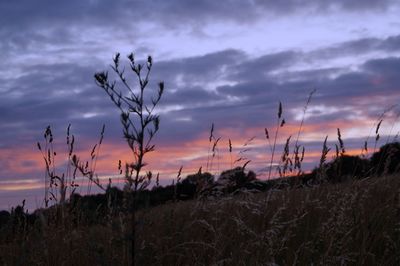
left=94, top=52, right=164, bottom=266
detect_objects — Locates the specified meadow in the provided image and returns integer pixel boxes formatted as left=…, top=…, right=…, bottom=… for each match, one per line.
left=1, top=168, right=399, bottom=265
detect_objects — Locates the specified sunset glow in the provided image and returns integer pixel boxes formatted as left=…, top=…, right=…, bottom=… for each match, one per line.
left=1, top=1, right=400, bottom=210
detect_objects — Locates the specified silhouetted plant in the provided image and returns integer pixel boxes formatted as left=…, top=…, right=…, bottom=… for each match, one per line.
left=279, top=135, right=292, bottom=177
left=38, top=124, right=104, bottom=210
left=336, top=128, right=345, bottom=157
left=206, top=123, right=221, bottom=173
left=293, top=145, right=305, bottom=177
left=374, top=119, right=383, bottom=153
left=174, top=166, right=183, bottom=201
left=228, top=139, right=233, bottom=168
left=330, top=128, right=346, bottom=178
left=71, top=124, right=106, bottom=193
left=234, top=136, right=254, bottom=169
left=316, top=136, right=331, bottom=183
left=291, top=89, right=316, bottom=176
left=362, top=105, right=396, bottom=157
left=37, top=125, right=82, bottom=207
left=95, top=52, right=164, bottom=266
left=95, top=53, right=163, bottom=192
left=206, top=123, right=214, bottom=171
left=267, top=101, right=285, bottom=179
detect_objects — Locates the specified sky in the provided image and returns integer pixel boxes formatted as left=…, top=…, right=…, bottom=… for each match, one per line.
left=1, top=0, right=400, bottom=211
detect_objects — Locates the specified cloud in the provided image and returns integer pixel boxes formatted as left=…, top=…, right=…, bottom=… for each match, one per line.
left=2, top=29, right=400, bottom=212
left=363, top=56, right=400, bottom=76
left=1, top=1, right=397, bottom=44
left=153, top=49, right=246, bottom=84
left=0, top=1, right=398, bottom=70
left=309, top=35, right=400, bottom=60
left=226, top=51, right=301, bottom=82
left=4, top=37, right=400, bottom=150
left=3, top=35, right=400, bottom=138
left=0, top=61, right=123, bottom=148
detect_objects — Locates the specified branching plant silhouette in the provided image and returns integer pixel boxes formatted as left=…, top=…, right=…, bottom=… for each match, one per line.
left=37, top=124, right=104, bottom=208
left=95, top=52, right=164, bottom=266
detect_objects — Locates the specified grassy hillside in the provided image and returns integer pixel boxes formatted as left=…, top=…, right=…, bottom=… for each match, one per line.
left=137, top=175, right=400, bottom=265
left=1, top=173, right=399, bottom=265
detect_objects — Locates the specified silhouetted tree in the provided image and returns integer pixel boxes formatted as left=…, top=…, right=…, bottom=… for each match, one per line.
left=370, top=142, right=400, bottom=176
left=325, top=155, right=370, bottom=183
left=220, top=167, right=256, bottom=185
left=179, top=171, right=214, bottom=198
left=206, top=167, right=257, bottom=195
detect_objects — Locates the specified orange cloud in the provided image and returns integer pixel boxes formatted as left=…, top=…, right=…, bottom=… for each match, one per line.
left=0, top=114, right=385, bottom=193
left=0, top=179, right=43, bottom=191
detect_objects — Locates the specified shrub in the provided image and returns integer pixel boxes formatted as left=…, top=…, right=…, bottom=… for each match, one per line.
left=325, top=155, right=370, bottom=182
left=370, top=142, right=400, bottom=176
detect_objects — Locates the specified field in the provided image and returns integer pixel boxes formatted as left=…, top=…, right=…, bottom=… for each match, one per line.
left=1, top=171, right=399, bottom=265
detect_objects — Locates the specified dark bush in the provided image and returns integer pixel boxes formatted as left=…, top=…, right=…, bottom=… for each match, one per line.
left=325, top=155, right=370, bottom=182
left=219, top=167, right=256, bottom=186
left=370, top=142, right=400, bottom=176
left=0, top=210, right=10, bottom=228
left=178, top=171, right=214, bottom=198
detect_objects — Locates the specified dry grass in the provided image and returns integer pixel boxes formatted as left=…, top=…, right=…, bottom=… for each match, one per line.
left=2, top=173, right=399, bottom=265
left=136, top=175, right=400, bottom=265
